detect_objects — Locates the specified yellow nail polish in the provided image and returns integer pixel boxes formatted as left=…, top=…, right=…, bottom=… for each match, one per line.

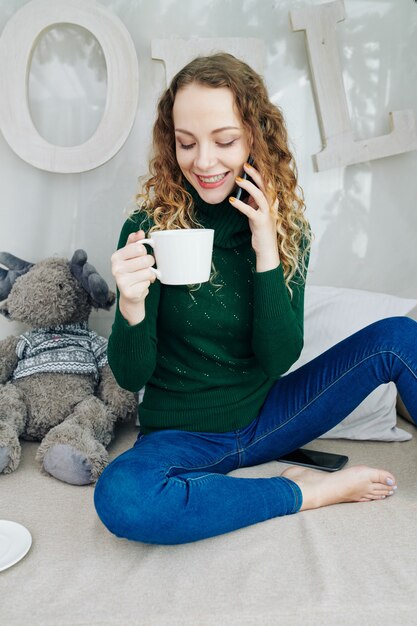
left=245, top=162, right=253, bottom=169
left=235, top=176, right=243, bottom=183
left=229, top=196, right=236, bottom=203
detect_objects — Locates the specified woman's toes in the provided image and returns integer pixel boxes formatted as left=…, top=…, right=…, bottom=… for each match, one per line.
left=366, top=489, right=395, bottom=500
left=372, top=485, right=395, bottom=495
left=382, top=472, right=396, bottom=487
left=365, top=493, right=385, bottom=500
left=371, top=469, right=397, bottom=490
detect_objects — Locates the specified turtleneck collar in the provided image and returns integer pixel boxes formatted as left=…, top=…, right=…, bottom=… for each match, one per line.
left=184, top=181, right=251, bottom=249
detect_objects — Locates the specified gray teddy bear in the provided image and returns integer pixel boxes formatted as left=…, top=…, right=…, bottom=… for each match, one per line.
left=0, top=250, right=137, bottom=485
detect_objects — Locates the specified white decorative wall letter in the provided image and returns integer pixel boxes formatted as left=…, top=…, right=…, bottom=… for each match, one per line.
left=290, top=0, right=417, bottom=171
left=0, top=0, right=139, bottom=173
left=152, top=38, right=265, bottom=85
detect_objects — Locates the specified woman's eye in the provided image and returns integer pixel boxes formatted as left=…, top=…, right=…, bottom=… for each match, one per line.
left=218, top=140, right=236, bottom=147
left=178, top=139, right=237, bottom=150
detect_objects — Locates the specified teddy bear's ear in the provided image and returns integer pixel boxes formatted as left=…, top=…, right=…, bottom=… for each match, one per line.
left=0, top=252, right=33, bottom=303
left=70, top=249, right=115, bottom=310
left=0, top=298, right=10, bottom=318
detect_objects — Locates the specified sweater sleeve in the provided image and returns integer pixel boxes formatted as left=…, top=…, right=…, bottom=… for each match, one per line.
left=107, top=213, right=161, bottom=392
left=251, top=243, right=309, bottom=378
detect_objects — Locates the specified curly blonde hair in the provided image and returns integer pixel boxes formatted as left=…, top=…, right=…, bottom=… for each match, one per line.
left=136, top=52, right=311, bottom=290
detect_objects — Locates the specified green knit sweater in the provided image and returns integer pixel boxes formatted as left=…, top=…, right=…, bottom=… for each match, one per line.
left=108, top=185, right=308, bottom=435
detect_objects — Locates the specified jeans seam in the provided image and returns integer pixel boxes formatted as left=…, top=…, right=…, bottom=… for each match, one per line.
left=246, top=349, right=414, bottom=452
left=171, top=473, right=217, bottom=484
left=165, top=429, right=248, bottom=476
left=165, top=450, right=238, bottom=477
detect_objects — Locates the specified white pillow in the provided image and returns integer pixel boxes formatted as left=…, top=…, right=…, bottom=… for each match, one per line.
left=286, top=286, right=417, bottom=441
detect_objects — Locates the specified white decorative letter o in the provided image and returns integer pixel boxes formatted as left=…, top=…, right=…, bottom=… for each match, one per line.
left=0, top=0, right=139, bottom=173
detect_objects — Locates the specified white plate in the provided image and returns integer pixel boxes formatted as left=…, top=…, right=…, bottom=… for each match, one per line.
left=0, top=520, right=32, bottom=572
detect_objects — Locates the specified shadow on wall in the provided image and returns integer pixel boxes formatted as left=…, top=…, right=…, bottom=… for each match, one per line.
left=312, top=165, right=371, bottom=289
left=30, top=24, right=106, bottom=80
left=104, top=0, right=297, bottom=55
left=310, top=1, right=417, bottom=295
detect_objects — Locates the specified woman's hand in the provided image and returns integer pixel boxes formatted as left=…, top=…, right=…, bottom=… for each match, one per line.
left=230, top=162, right=280, bottom=272
left=111, top=230, right=156, bottom=325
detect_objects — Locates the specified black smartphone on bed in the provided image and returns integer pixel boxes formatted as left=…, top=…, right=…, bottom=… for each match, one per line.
left=234, top=155, right=255, bottom=203
left=277, top=448, right=349, bottom=472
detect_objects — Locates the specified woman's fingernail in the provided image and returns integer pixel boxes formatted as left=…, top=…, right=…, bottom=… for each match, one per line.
left=386, top=478, right=394, bottom=486
left=235, top=176, right=243, bottom=183
left=245, top=162, right=253, bottom=169
left=229, top=197, right=236, bottom=203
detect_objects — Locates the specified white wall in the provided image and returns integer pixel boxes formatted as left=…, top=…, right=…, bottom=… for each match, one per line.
left=1, top=0, right=416, bottom=340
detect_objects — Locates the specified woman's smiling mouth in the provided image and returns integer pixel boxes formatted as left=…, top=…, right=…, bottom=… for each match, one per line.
left=195, top=172, right=229, bottom=188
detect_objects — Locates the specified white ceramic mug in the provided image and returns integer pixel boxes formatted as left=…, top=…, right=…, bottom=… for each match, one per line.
left=141, top=229, right=214, bottom=285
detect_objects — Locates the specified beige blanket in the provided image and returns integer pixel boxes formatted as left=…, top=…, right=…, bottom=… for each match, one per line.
left=1, top=417, right=417, bottom=626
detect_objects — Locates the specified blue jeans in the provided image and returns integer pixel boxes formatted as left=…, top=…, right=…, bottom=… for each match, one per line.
left=94, top=317, right=417, bottom=544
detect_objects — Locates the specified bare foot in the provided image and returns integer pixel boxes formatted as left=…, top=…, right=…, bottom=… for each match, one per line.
left=281, top=464, right=397, bottom=511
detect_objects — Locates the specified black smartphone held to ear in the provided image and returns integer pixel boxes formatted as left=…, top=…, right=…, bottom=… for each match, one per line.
left=235, top=155, right=255, bottom=204
left=277, top=448, right=349, bottom=472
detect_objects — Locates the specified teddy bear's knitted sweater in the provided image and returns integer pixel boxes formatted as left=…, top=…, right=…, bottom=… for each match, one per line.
left=108, top=185, right=308, bottom=435
left=13, top=323, right=107, bottom=381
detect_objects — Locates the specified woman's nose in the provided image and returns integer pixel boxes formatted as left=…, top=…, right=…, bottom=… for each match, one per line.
left=194, top=145, right=217, bottom=171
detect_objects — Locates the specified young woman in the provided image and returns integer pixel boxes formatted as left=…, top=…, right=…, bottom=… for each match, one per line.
left=94, top=53, right=416, bottom=545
